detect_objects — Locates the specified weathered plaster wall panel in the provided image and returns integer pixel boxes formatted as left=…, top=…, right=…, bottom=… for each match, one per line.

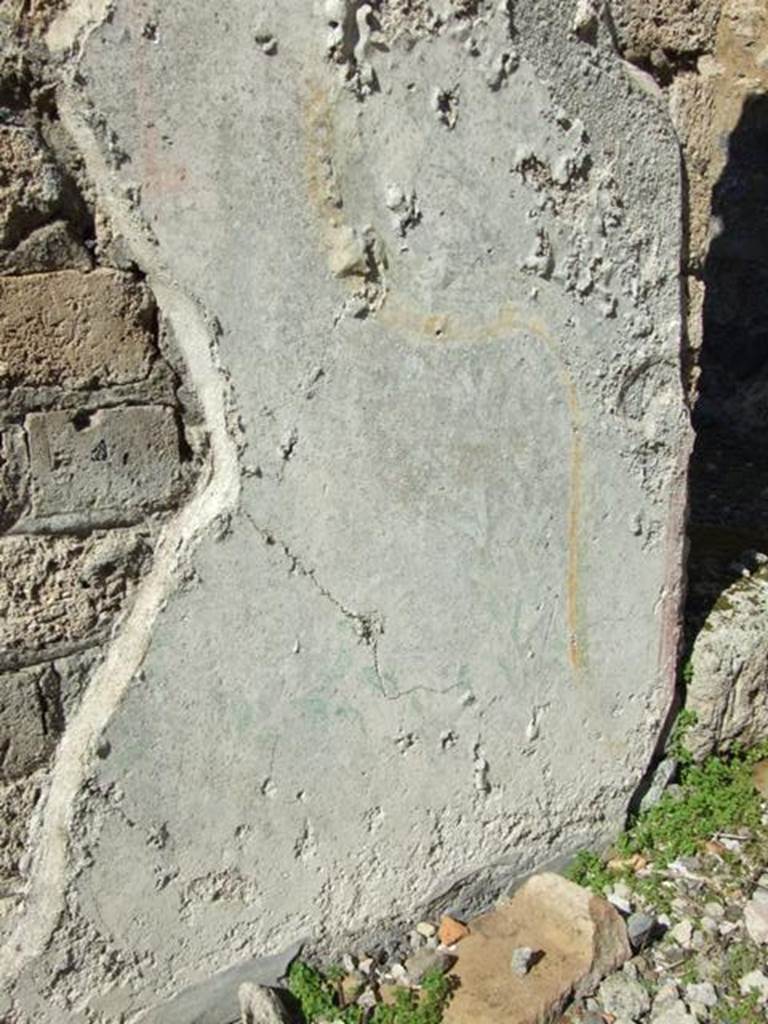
left=1, top=2, right=691, bottom=1020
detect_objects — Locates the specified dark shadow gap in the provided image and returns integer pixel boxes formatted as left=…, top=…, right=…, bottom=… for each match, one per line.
left=685, top=92, right=768, bottom=648
left=627, top=92, right=768, bottom=819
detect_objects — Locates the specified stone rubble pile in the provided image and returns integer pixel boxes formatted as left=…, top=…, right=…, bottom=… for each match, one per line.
left=238, top=800, right=768, bottom=1024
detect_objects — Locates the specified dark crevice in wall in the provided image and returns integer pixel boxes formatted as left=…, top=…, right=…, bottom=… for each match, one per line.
left=685, top=94, right=768, bottom=648
left=628, top=93, right=768, bottom=817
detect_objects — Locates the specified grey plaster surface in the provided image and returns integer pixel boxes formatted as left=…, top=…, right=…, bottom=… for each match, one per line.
left=3, top=2, right=691, bottom=1020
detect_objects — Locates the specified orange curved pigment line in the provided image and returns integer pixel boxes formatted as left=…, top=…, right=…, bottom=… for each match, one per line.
left=302, top=81, right=586, bottom=681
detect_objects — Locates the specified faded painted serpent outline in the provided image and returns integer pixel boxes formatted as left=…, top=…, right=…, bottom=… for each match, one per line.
left=304, top=79, right=587, bottom=682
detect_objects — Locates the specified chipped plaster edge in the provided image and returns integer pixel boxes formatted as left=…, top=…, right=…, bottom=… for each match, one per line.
left=0, top=57, right=241, bottom=991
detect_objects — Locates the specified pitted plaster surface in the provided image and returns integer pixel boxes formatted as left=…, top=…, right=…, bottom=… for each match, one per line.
left=3, top=2, right=691, bottom=1020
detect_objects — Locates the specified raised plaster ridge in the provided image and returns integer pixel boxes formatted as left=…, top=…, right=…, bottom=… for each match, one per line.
left=0, top=11, right=241, bottom=985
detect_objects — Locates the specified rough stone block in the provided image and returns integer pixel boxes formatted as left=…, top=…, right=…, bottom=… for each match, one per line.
left=0, top=665, right=61, bottom=781
left=0, top=425, right=28, bottom=530
left=685, top=563, right=768, bottom=760
left=444, top=874, right=631, bottom=1024
left=0, top=219, right=92, bottom=276
left=0, top=126, right=62, bottom=249
left=0, top=530, right=151, bottom=667
left=25, top=405, right=182, bottom=526
left=0, top=770, right=45, bottom=898
left=611, top=0, right=721, bottom=64
left=0, top=269, right=156, bottom=389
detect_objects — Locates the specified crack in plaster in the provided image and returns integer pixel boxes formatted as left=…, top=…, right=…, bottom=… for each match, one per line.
left=243, top=511, right=463, bottom=703
left=243, top=510, right=390, bottom=695
left=0, top=16, right=241, bottom=987
left=300, top=76, right=588, bottom=680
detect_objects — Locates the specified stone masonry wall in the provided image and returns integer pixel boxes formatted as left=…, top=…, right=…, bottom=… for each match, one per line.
left=6, top=1, right=765, bottom=1022
left=0, top=4, right=201, bottom=923
left=0, top=3, right=694, bottom=1022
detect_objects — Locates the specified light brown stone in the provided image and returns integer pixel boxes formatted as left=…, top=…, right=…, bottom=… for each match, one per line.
left=443, top=874, right=631, bottom=1024
left=438, top=915, right=470, bottom=946
left=612, top=0, right=722, bottom=66
left=753, top=760, right=768, bottom=799
left=378, top=983, right=401, bottom=1006
left=0, top=126, right=62, bottom=249
left=0, top=530, right=151, bottom=667
left=0, top=269, right=156, bottom=389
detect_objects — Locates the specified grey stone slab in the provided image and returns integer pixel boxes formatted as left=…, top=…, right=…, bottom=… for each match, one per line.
left=6, top=1, right=691, bottom=1019
left=24, top=405, right=182, bottom=526
left=0, top=666, right=60, bottom=781
left=141, top=945, right=302, bottom=1024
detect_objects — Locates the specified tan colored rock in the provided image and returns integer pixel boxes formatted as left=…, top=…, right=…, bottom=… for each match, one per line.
left=666, top=1, right=768, bottom=403
left=438, top=914, right=470, bottom=946
left=745, top=899, right=768, bottom=945
left=0, top=269, right=156, bottom=389
left=0, top=126, right=62, bottom=248
left=444, top=874, right=630, bottom=1024
left=378, top=983, right=401, bottom=1006
left=340, top=973, right=364, bottom=1005
left=0, top=530, right=151, bottom=666
left=753, top=760, right=768, bottom=799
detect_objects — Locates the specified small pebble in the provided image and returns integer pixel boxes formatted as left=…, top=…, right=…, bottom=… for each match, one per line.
left=627, top=911, right=656, bottom=951
left=739, top=969, right=768, bottom=1003
left=598, top=973, right=650, bottom=1020
left=669, top=919, right=693, bottom=947
left=685, top=982, right=718, bottom=1008
left=357, top=989, right=378, bottom=1010
left=510, top=947, right=537, bottom=976
left=607, top=892, right=632, bottom=915
left=437, top=915, right=470, bottom=946
left=389, top=962, right=409, bottom=984
left=651, top=998, right=697, bottom=1024
left=703, top=901, right=724, bottom=921
left=404, top=948, right=454, bottom=983
left=415, top=921, right=436, bottom=938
